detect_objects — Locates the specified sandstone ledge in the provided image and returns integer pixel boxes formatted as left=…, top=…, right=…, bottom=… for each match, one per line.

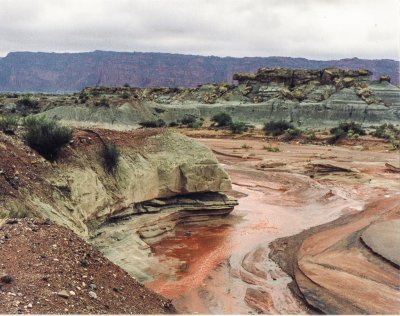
left=270, top=196, right=400, bottom=314
left=1, top=129, right=235, bottom=238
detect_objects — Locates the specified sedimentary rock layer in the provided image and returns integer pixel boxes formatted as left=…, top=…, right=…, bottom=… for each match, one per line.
left=36, top=67, right=400, bottom=127
left=0, top=129, right=235, bottom=238
left=271, top=196, right=400, bottom=314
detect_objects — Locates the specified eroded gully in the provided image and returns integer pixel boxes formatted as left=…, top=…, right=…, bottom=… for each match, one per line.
left=144, top=140, right=372, bottom=314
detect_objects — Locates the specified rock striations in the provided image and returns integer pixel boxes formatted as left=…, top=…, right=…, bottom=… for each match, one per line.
left=0, top=129, right=236, bottom=239
left=270, top=196, right=400, bottom=314
left=34, top=67, right=400, bottom=127
left=0, top=51, right=398, bottom=92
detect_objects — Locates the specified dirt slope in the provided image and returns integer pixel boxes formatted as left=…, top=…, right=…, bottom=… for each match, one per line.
left=0, top=219, right=176, bottom=314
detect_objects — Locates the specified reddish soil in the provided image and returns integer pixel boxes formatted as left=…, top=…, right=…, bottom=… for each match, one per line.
left=145, top=135, right=399, bottom=314
left=1, top=127, right=399, bottom=314
left=0, top=132, right=49, bottom=203
left=0, top=219, right=175, bottom=314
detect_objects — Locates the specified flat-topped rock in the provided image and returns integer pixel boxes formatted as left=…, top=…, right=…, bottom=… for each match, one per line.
left=361, top=219, right=400, bottom=266
left=233, top=67, right=372, bottom=86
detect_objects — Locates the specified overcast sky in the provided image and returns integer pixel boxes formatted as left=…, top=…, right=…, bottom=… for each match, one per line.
left=0, top=0, right=399, bottom=60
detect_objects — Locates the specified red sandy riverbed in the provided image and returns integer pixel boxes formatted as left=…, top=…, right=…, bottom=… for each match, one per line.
left=146, top=138, right=400, bottom=314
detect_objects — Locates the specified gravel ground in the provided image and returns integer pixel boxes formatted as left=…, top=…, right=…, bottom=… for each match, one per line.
left=0, top=218, right=176, bottom=314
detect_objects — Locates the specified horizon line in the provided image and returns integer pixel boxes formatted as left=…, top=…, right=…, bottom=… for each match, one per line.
left=0, top=50, right=399, bottom=62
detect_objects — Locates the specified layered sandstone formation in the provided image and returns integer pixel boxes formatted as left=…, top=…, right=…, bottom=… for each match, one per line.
left=34, top=67, right=400, bottom=128
left=0, top=129, right=236, bottom=238
left=270, top=197, right=400, bottom=314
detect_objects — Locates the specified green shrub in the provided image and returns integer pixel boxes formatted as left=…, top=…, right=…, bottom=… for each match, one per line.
left=229, top=121, right=249, bottom=134
left=263, top=120, right=293, bottom=136
left=24, top=116, right=72, bottom=160
left=372, top=123, right=398, bottom=140
left=305, top=130, right=316, bottom=142
left=139, top=119, right=166, bottom=128
left=327, top=128, right=346, bottom=144
left=328, top=122, right=366, bottom=144
left=211, top=112, right=233, bottom=127
left=98, top=97, right=110, bottom=107
left=330, top=122, right=366, bottom=136
left=121, top=92, right=130, bottom=99
left=181, top=114, right=197, bottom=125
left=188, top=121, right=203, bottom=129
left=16, top=96, right=39, bottom=108
left=79, top=92, right=89, bottom=103
left=101, top=142, right=120, bottom=173
left=123, top=83, right=131, bottom=88
left=8, top=206, right=28, bottom=219
left=0, top=115, right=18, bottom=134
left=282, top=128, right=302, bottom=141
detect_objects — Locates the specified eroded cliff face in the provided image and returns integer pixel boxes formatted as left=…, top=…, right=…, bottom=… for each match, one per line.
left=35, top=67, right=400, bottom=128
left=0, top=51, right=398, bottom=92
left=0, top=129, right=235, bottom=238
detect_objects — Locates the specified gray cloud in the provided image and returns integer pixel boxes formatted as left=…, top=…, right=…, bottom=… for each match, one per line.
left=0, top=0, right=398, bottom=60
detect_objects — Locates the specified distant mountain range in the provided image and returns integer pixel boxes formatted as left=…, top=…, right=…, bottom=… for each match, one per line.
left=0, top=50, right=398, bottom=92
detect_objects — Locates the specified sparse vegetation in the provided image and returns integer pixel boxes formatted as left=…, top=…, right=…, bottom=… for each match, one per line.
left=98, top=97, right=110, bottom=107
left=211, top=112, right=233, bottom=127
left=263, top=145, right=280, bottom=152
left=331, top=122, right=366, bottom=136
left=16, top=96, right=39, bottom=109
left=188, top=120, right=203, bottom=129
left=121, top=91, right=130, bottom=99
left=305, top=130, right=316, bottom=142
left=263, top=120, right=293, bottom=136
left=8, top=206, right=28, bottom=219
left=328, top=122, right=366, bottom=144
left=372, top=123, right=399, bottom=140
left=282, top=128, right=302, bottom=141
left=101, top=142, right=120, bottom=173
left=123, top=83, right=131, bottom=88
left=139, top=119, right=166, bottom=128
left=229, top=121, right=249, bottom=134
left=23, top=116, right=72, bottom=160
left=179, top=114, right=204, bottom=128
left=241, top=143, right=252, bottom=149
left=78, top=92, right=89, bottom=104
left=0, top=115, right=18, bottom=134
left=181, top=114, right=197, bottom=125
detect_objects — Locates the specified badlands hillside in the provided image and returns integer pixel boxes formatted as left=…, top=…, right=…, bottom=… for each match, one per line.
left=1, top=67, right=399, bottom=129
left=0, top=67, right=399, bottom=314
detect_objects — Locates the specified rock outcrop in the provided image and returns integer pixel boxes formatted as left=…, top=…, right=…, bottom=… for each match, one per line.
left=32, top=67, right=400, bottom=128
left=0, top=129, right=235, bottom=238
left=270, top=196, right=400, bottom=314
left=233, top=67, right=372, bottom=86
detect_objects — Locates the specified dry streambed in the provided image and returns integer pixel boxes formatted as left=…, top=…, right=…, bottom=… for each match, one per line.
left=143, top=139, right=400, bottom=314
